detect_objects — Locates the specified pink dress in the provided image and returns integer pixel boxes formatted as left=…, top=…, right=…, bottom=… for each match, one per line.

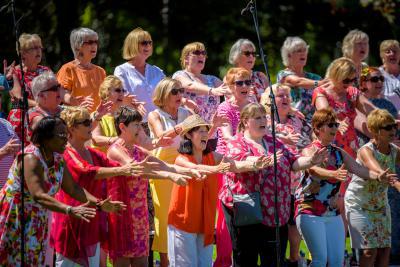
left=106, top=143, right=149, bottom=260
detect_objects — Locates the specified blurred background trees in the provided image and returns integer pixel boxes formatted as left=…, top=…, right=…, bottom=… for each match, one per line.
left=1, top=0, right=399, bottom=81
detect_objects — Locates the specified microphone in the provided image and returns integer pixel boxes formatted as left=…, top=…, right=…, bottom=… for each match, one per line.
left=241, top=0, right=253, bottom=15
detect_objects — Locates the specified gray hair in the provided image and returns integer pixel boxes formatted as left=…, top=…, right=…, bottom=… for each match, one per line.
left=342, top=29, right=369, bottom=58
left=31, top=71, right=58, bottom=101
left=70, top=27, right=98, bottom=58
left=280, top=36, right=309, bottom=67
left=229, top=39, right=256, bottom=65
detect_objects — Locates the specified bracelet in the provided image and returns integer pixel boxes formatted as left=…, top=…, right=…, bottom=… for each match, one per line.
left=65, top=206, right=72, bottom=215
left=313, top=80, right=318, bottom=88
left=173, top=126, right=179, bottom=135
left=252, top=161, right=257, bottom=171
left=95, top=199, right=102, bottom=211
left=107, top=137, right=113, bottom=146
left=208, top=87, right=213, bottom=95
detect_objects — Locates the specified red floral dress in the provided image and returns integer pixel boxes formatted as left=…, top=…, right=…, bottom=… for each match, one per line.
left=295, top=140, right=342, bottom=217
left=0, top=145, right=64, bottom=266
left=312, top=86, right=360, bottom=158
left=7, top=65, right=51, bottom=143
left=219, top=134, right=299, bottom=226
left=106, top=143, right=149, bottom=260
left=51, top=146, right=115, bottom=266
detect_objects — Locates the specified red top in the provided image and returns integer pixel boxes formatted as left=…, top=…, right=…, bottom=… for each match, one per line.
left=50, top=146, right=118, bottom=266
left=14, top=65, right=51, bottom=101
left=219, top=134, right=299, bottom=226
left=168, top=153, right=218, bottom=246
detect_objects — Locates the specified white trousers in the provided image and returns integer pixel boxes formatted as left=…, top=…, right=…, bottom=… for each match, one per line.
left=296, top=214, right=345, bottom=267
left=55, top=242, right=100, bottom=267
left=167, top=225, right=213, bottom=267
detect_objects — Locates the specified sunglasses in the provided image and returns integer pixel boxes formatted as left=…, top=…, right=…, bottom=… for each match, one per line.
left=342, top=78, right=357, bottom=84
left=234, top=80, right=252, bottom=87
left=368, top=76, right=384, bottom=83
left=41, top=84, right=61, bottom=93
left=83, top=40, right=98, bottom=45
left=140, top=40, right=153, bottom=46
left=380, top=124, right=397, bottom=131
left=326, top=122, right=339, bottom=128
left=242, top=51, right=258, bottom=57
left=113, top=88, right=126, bottom=94
left=75, top=119, right=92, bottom=127
left=171, top=87, right=184, bottom=95
left=191, top=50, right=207, bottom=56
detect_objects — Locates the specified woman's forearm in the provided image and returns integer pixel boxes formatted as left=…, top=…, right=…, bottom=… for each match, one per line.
left=32, top=192, right=72, bottom=214
left=308, top=166, right=336, bottom=179
left=291, top=156, right=313, bottom=171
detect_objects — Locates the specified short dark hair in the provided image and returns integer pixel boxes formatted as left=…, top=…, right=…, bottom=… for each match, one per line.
left=114, top=106, right=143, bottom=136
left=177, top=126, right=212, bottom=155
left=31, top=116, right=66, bottom=146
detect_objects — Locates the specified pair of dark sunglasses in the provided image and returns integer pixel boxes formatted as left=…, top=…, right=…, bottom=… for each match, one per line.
left=140, top=40, right=153, bottom=46
left=242, top=51, right=258, bottom=57
left=83, top=40, right=98, bottom=45
left=234, top=80, right=252, bottom=87
left=342, top=77, right=357, bottom=84
left=368, top=76, right=384, bottom=83
left=75, top=119, right=92, bottom=127
left=192, top=50, right=207, bottom=56
left=380, top=124, right=397, bottom=131
left=42, top=84, right=61, bottom=93
left=113, top=88, right=126, bottom=94
left=326, top=122, right=339, bottom=128
left=171, top=88, right=184, bottom=95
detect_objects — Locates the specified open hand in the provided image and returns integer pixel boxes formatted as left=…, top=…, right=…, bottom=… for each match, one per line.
left=169, top=173, right=192, bottom=186
left=333, top=164, right=348, bottom=182
left=310, top=147, right=328, bottom=165
left=70, top=202, right=97, bottom=223
left=98, top=196, right=127, bottom=213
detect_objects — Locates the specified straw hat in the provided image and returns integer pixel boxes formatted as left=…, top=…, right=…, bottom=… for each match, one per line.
left=180, top=114, right=211, bottom=137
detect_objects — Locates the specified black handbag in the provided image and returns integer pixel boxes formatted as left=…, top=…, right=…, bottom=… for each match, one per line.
left=228, top=139, right=268, bottom=227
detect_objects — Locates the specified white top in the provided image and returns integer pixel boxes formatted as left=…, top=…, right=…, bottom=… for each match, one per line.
left=0, top=118, right=19, bottom=187
left=379, top=66, right=400, bottom=115
left=150, top=107, right=191, bottom=149
left=114, top=62, right=165, bottom=120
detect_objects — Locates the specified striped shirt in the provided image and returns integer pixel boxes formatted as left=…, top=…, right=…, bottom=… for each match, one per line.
left=0, top=118, right=19, bottom=187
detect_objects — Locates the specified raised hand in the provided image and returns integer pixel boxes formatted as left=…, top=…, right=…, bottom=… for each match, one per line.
left=334, top=164, right=348, bottom=181
left=183, top=98, right=200, bottom=114
left=76, top=95, right=94, bottom=110
left=265, top=150, right=283, bottom=166
left=153, top=135, right=174, bottom=148
left=211, top=113, right=229, bottom=128
left=310, top=147, right=328, bottom=165
left=338, top=118, right=349, bottom=135
left=70, top=202, right=97, bottom=223
left=212, top=84, right=231, bottom=96
left=285, top=132, right=301, bottom=146
left=95, top=100, right=113, bottom=118
left=0, top=138, right=21, bottom=155
left=215, top=157, right=232, bottom=173
left=3, top=60, right=15, bottom=80
left=377, top=168, right=398, bottom=184
left=98, top=196, right=127, bottom=213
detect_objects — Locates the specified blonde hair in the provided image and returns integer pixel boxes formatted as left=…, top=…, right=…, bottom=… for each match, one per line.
left=260, top=84, right=291, bottom=114
left=326, top=57, right=356, bottom=83
left=280, top=36, right=309, bottom=67
left=237, top=103, right=266, bottom=133
left=380, top=40, right=400, bottom=61
left=225, top=67, right=251, bottom=85
left=342, top=29, right=369, bottom=58
left=60, top=106, right=90, bottom=128
left=122, top=27, right=152, bottom=60
left=180, top=42, right=206, bottom=69
left=367, top=109, right=396, bottom=135
left=99, top=75, right=124, bottom=101
left=152, top=77, right=182, bottom=108
left=18, top=33, right=42, bottom=53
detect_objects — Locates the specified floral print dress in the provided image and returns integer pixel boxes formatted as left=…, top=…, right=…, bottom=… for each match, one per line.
left=345, top=142, right=397, bottom=249
left=0, top=145, right=64, bottom=266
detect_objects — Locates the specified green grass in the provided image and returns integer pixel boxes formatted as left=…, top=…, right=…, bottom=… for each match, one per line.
left=107, top=238, right=352, bottom=266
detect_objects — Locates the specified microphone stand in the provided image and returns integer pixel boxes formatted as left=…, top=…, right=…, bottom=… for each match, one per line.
left=242, top=1, right=281, bottom=266
left=10, top=0, right=27, bottom=265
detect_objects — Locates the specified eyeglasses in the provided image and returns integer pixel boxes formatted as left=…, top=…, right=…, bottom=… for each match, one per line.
left=41, top=84, right=61, bottom=93
left=380, top=124, right=397, bottom=131
left=342, top=77, right=357, bottom=84
left=171, top=88, right=184, bottom=95
left=368, top=76, right=384, bottom=83
left=191, top=50, right=207, bottom=56
left=55, top=132, right=68, bottom=139
left=75, top=119, right=92, bottom=127
left=140, top=40, right=153, bottom=46
left=326, top=122, right=339, bottom=128
left=25, top=46, right=44, bottom=52
left=234, top=80, right=252, bottom=87
left=113, top=88, right=126, bottom=94
left=83, top=40, right=98, bottom=45
left=241, top=51, right=258, bottom=57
